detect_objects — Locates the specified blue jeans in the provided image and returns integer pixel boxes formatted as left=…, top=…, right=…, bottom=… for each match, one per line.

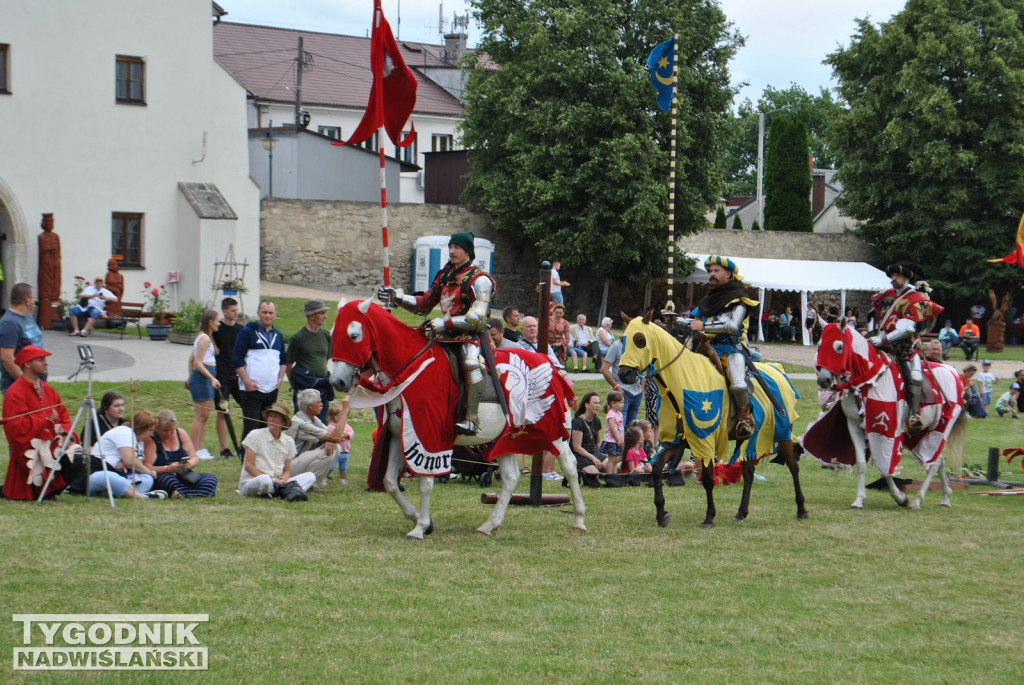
left=623, top=390, right=642, bottom=426
left=551, top=291, right=564, bottom=305
left=329, top=451, right=350, bottom=475
left=88, top=471, right=154, bottom=497
left=69, top=305, right=102, bottom=319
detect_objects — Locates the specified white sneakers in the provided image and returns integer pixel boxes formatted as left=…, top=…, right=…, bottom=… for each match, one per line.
left=196, top=449, right=213, bottom=460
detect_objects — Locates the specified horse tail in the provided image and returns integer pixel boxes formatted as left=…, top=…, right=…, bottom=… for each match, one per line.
left=943, top=411, right=967, bottom=477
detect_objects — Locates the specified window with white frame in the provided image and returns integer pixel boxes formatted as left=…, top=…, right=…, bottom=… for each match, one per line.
left=318, top=125, right=340, bottom=141
left=397, top=131, right=417, bottom=164
left=431, top=134, right=453, bottom=152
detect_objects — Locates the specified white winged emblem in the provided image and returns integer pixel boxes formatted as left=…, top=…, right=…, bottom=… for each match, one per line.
left=497, top=354, right=555, bottom=427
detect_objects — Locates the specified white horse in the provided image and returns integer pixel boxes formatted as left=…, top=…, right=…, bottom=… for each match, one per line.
left=809, top=319, right=964, bottom=509
left=329, top=298, right=585, bottom=540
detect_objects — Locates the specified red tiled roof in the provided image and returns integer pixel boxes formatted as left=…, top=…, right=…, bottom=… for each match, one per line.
left=213, top=22, right=463, bottom=117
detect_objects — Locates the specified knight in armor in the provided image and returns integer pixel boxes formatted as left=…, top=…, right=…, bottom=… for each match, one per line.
left=867, top=261, right=943, bottom=432
left=687, top=255, right=759, bottom=439
left=377, top=231, right=494, bottom=436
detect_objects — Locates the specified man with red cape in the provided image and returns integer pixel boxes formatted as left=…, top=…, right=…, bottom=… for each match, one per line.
left=2, top=345, right=73, bottom=500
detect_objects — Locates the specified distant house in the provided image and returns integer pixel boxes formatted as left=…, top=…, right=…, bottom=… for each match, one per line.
left=214, top=22, right=471, bottom=203
left=0, top=0, right=260, bottom=314
left=705, top=169, right=860, bottom=233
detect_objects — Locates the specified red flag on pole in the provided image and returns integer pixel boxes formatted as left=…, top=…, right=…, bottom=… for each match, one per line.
left=339, top=0, right=417, bottom=148
left=988, top=210, right=1024, bottom=266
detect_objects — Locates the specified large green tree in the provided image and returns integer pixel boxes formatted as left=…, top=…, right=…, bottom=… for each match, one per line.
left=764, top=117, right=812, bottom=232
left=827, top=0, right=1024, bottom=301
left=722, top=85, right=843, bottom=197
left=461, top=0, right=741, bottom=286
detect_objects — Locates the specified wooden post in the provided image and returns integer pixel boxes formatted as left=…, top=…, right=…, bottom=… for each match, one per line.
left=987, top=446, right=1000, bottom=483
left=531, top=260, right=553, bottom=505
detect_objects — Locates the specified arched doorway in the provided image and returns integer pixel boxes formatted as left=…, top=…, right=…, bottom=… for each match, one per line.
left=0, top=177, right=30, bottom=312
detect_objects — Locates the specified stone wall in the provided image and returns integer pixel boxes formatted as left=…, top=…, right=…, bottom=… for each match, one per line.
left=260, top=199, right=879, bottom=320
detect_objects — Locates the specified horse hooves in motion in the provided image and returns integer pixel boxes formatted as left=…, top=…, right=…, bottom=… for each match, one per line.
left=807, top=319, right=964, bottom=510
left=617, top=309, right=806, bottom=528
left=330, top=298, right=586, bottom=539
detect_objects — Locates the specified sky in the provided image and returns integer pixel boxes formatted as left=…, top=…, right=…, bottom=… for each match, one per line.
left=219, top=0, right=908, bottom=104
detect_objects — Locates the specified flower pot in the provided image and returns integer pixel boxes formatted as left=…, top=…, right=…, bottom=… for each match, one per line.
left=222, top=289, right=239, bottom=297
left=167, top=330, right=198, bottom=345
left=51, top=318, right=71, bottom=332
left=146, top=323, right=171, bottom=341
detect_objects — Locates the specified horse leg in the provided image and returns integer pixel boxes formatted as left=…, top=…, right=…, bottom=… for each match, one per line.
left=381, top=434, right=420, bottom=534
left=554, top=439, right=587, bottom=532
left=734, top=460, right=754, bottom=521
left=778, top=439, right=808, bottom=519
left=700, top=459, right=716, bottom=528
left=401, top=475, right=434, bottom=540
left=476, top=455, right=520, bottom=535
left=846, top=410, right=869, bottom=510
left=938, top=457, right=953, bottom=507
left=911, top=456, right=944, bottom=510
left=653, top=444, right=680, bottom=528
left=887, top=475, right=909, bottom=507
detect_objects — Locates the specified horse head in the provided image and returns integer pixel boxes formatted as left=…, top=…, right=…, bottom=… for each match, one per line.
left=330, top=298, right=378, bottom=392
left=815, top=317, right=854, bottom=389
left=618, top=308, right=659, bottom=385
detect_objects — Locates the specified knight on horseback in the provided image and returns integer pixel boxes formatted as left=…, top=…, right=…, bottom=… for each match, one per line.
left=867, top=261, right=944, bottom=433
left=377, top=231, right=493, bottom=436
left=687, top=255, right=759, bottom=440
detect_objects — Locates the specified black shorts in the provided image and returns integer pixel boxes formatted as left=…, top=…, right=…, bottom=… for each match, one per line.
left=217, top=372, right=242, bottom=405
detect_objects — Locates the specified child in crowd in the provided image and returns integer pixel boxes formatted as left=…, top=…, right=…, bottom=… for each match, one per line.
left=599, top=391, right=624, bottom=473
left=325, top=401, right=355, bottom=485
left=995, top=391, right=1019, bottom=418
left=976, top=360, right=997, bottom=407
left=621, top=427, right=651, bottom=473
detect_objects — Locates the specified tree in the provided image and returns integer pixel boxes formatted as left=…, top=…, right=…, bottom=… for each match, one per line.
left=750, top=219, right=761, bottom=231
left=714, top=206, right=727, bottom=228
left=731, top=213, right=743, bottom=230
left=764, top=117, right=812, bottom=232
left=461, top=0, right=741, bottom=288
left=827, top=0, right=1024, bottom=301
left=722, top=85, right=844, bottom=198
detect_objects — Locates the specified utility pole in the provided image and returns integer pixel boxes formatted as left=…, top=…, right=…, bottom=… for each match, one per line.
left=294, top=36, right=304, bottom=128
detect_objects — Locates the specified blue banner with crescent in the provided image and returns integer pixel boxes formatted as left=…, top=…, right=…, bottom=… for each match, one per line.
left=647, top=38, right=675, bottom=112
left=683, top=388, right=725, bottom=439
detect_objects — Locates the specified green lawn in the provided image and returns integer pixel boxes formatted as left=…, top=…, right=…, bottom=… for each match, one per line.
left=2, top=372, right=1024, bottom=682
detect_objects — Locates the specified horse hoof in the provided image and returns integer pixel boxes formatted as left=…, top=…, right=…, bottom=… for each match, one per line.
left=475, top=528, right=492, bottom=536
left=733, top=514, right=747, bottom=522
left=897, top=497, right=909, bottom=508
left=700, top=522, right=714, bottom=529
left=849, top=504, right=863, bottom=510
left=571, top=525, right=587, bottom=533
left=404, top=534, right=424, bottom=542
left=940, top=502, right=952, bottom=508
left=424, top=518, right=435, bottom=535
left=797, top=512, right=809, bottom=520
left=657, top=513, right=671, bottom=528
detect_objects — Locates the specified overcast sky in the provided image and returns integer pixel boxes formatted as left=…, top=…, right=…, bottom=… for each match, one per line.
left=220, top=0, right=907, bottom=104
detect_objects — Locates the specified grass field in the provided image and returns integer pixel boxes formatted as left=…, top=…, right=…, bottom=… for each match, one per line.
left=2, top=371, right=1024, bottom=680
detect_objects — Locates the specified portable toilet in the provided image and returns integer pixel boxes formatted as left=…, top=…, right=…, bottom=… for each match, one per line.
left=412, top=235, right=494, bottom=292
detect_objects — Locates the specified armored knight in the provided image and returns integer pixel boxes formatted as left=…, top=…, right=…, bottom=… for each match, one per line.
left=868, top=262, right=943, bottom=432
left=687, top=255, right=759, bottom=439
left=378, top=231, right=493, bottom=436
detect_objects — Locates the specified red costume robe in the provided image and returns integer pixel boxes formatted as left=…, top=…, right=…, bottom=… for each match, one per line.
left=2, top=377, right=72, bottom=500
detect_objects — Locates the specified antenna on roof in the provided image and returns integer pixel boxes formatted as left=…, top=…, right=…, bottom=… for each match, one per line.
left=452, top=12, right=468, bottom=33
left=438, top=2, right=444, bottom=34
left=397, top=0, right=401, bottom=39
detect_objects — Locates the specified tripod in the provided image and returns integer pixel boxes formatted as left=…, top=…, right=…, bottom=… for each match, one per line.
left=37, top=344, right=117, bottom=508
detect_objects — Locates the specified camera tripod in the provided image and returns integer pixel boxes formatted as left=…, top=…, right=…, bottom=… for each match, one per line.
left=37, top=344, right=117, bottom=508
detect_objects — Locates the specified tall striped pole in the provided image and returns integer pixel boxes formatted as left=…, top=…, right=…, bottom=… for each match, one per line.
left=665, top=33, right=679, bottom=313
left=373, top=6, right=391, bottom=291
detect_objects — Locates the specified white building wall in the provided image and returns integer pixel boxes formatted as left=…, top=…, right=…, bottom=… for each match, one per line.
left=0, top=0, right=259, bottom=313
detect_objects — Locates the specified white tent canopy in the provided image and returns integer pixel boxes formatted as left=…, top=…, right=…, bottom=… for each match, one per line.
left=683, top=254, right=891, bottom=345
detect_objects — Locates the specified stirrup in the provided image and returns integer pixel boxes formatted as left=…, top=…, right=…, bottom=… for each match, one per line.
left=455, top=419, right=479, bottom=436
left=736, top=420, right=753, bottom=440
left=906, top=413, right=924, bottom=434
